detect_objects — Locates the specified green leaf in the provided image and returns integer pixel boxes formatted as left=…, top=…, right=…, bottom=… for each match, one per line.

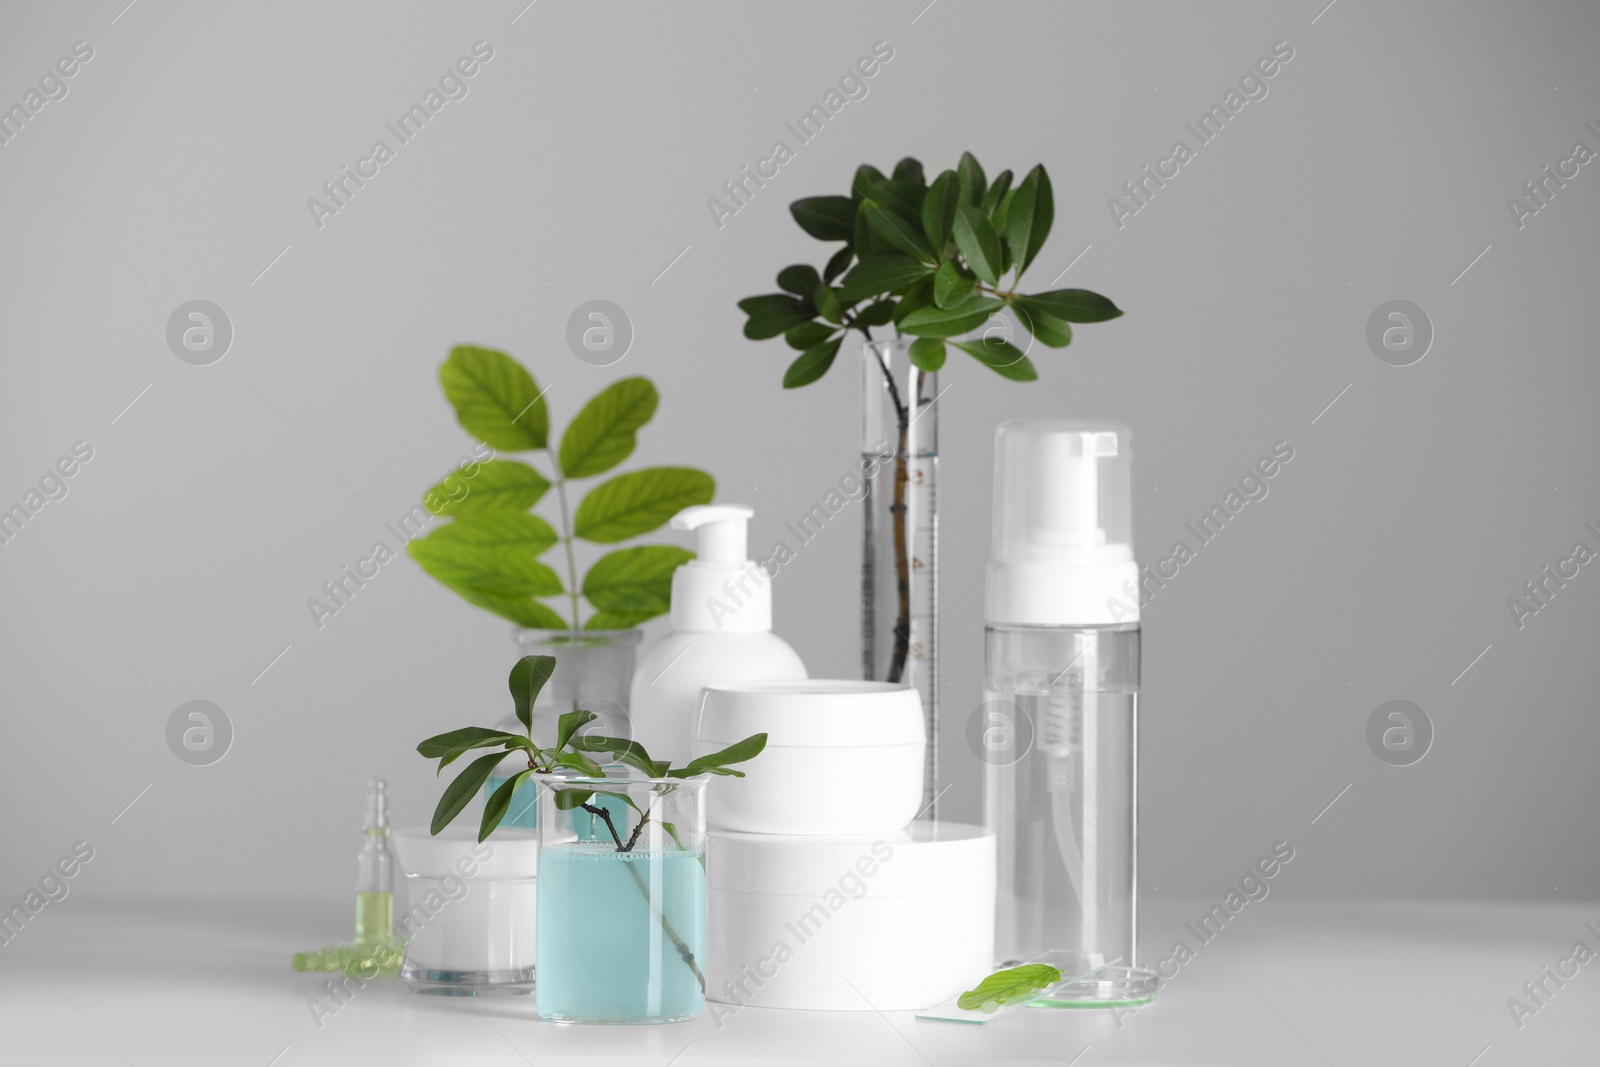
left=953, top=205, right=1003, bottom=286
left=957, top=964, right=1062, bottom=1012
left=582, top=545, right=693, bottom=619
left=892, top=157, right=926, bottom=186
left=556, top=708, right=598, bottom=751
left=554, top=786, right=595, bottom=811
left=864, top=198, right=935, bottom=261
left=853, top=199, right=885, bottom=256
left=850, top=164, right=889, bottom=202
left=823, top=246, right=853, bottom=283
left=437, top=736, right=523, bottom=774
left=1012, top=299, right=1073, bottom=348
left=586, top=609, right=657, bottom=630
left=573, top=467, right=716, bottom=543
left=892, top=276, right=936, bottom=324
left=423, top=460, right=549, bottom=517
left=839, top=252, right=935, bottom=304
left=439, top=346, right=547, bottom=451
left=980, top=169, right=1013, bottom=214
left=813, top=284, right=844, bottom=325
left=509, top=654, right=557, bottom=731
left=933, top=260, right=975, bottom=309
left=572, top=735, right=659, bottom=779
left=555, top=750, right=605, bottom=777
left=784, top=321, right=837, bottom=351
left=431, top=750, right=505, bottom=835
left=1019, top=288, right=1123, bottom=323
left=678, top=733, right=768, bottom=777
left=777, top=264, right=822, bottom=297
left=957, top=152, right=986, bottom=206
left=453, top=588, right=569, bottom=629
left=899, top=295, right=1004, bottom=338
left=418, top=726, right=521, bottom=759
left=908, top=337, right=947, bottom=372
left=790, top=196, right=855, bottom=241
left=558, top=376, right=659, bottom=480
left=1006, top=165, right=1054, bottom=278
left=856, top=301, right=895, bottom=327
left=783, top=337, right=843, bottom=389
left=922, top=170, right=959, bottom=252
left=407, top=515, right=563, bottom=596
left=480, top=768, right=534, bottom=841
left=992, top=188, right=1017, bottom=235
left=953, top=338, right=1038, bottom=381
left=739, top=294, right=813, bottom=340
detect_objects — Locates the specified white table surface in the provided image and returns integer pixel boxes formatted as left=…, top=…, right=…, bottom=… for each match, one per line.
left=3, top=894, right=1595, bottom=1066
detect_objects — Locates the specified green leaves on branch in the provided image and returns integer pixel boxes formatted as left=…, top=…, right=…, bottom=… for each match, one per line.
left=417, top=348, right=715, bottom=630
left=737, top=154, right=1124, bottom=388
left=509, top=653, right=555, bottom=730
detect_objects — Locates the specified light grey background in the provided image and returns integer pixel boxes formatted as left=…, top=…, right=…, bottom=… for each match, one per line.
left=2, top=0, right=1595, bottom=919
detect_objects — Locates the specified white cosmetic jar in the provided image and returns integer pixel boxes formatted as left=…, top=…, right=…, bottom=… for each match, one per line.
left=693, top=680, right=925, bottom=835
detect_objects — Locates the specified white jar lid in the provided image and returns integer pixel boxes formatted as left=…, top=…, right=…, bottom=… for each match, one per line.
left=392, top=826, right=537, bottom=879
left=707, top=820, right=993, bottom=898
left=696, top=679, right=924, bottom=748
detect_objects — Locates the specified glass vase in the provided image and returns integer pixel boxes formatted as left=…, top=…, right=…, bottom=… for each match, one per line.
left=484, top=629, right=642, bottom=829
left=535, top=774, right=709, bottom=1024
left=861, top=338, right=939, bottom=816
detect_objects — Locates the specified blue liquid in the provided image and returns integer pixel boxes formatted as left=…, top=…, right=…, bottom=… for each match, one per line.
left=536, top=842, right=706, bottom=1023
left=484, top=774, right=538, bottom=829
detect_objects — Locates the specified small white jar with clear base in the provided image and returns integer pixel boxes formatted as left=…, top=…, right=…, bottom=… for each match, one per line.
left=391, top=826, right=537, bottom=996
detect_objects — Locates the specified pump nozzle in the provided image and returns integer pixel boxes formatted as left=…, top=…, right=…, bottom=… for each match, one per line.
left=672, top=504, right=752, bottom=564
left=667, top=504, right=771, bottom=633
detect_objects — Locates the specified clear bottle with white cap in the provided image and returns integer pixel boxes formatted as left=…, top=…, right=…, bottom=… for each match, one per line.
left=982, top=420, right=1155, bottom=1006
left=629, top=504, right=806, bottom=765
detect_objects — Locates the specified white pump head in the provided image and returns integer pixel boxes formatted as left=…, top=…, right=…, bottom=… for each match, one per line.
left=669, top=504, right=773, bottom=633
left=986, top=420, right=1138, bottom=626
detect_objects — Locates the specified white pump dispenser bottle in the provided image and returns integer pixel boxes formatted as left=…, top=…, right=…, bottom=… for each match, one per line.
left=628, top=504, right=807, bottom=765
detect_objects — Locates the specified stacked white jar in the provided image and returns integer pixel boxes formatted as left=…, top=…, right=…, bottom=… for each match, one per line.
left=693, top=680, right=995, bottom=1011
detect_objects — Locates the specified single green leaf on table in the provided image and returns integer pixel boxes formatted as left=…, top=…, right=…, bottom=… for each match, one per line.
left=980, top=169, right=1013, bottom=214
left=407, top=514, right=563, bottom=596
left=418, top=726, right=523, bottom=759
left=573, top=467, right=716, bottom=543
left=558, top=377, right=659, bottom=479
left=957, top=964, right=1063, bottom=1012
left=674, top=733, right=768, bottom=777
left=784, top=321, right=837, bottom=351
left=933, top=260, right=976, bottom=309
left=423, top=459, right=550, bottom=516
left=891, top=275, right=937, bottom=325
left=1006, top=165, right=1055, bottom=279
left=839, top=252, right=933, bottom=304
left=823, top=246, right=853, bottom=283
left=899, top=294, right=1004, bottom=338
left=813, top=283, right=844, bottom=325
left=922, top=170, right=960, bottom=252
left=431, top=750, right=506, bottom=835
left=582, top=545, right=693, bottom=619
left=480, top=768, right=534, bottom=841
left=954, top=338, right=1038, bottom=381
left=509, top=654, right=557, bottom=731
left=864, top=198, right=935, bottom=261
left=439, top=346, right=548, bottom=452
left=908, top=336, right=947, bottom=373
left=1018, top=288, right=1123, bottom=323
left=1011, top=299, right=1073, bottom=348
left=453, top=587, right=569, bottom=630
left=957, top=151, right=987, bottom=206
left=892, top=156, right=926, bottom=185
left=739, top=294, right=814, bottom=340
left=776, top=264, right=822, bottom=297
left=783, top=337, right=843, bottom=389
left=790, top=196, right=855, bottom=241
left=953, top=205, right=1004, bottom=286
